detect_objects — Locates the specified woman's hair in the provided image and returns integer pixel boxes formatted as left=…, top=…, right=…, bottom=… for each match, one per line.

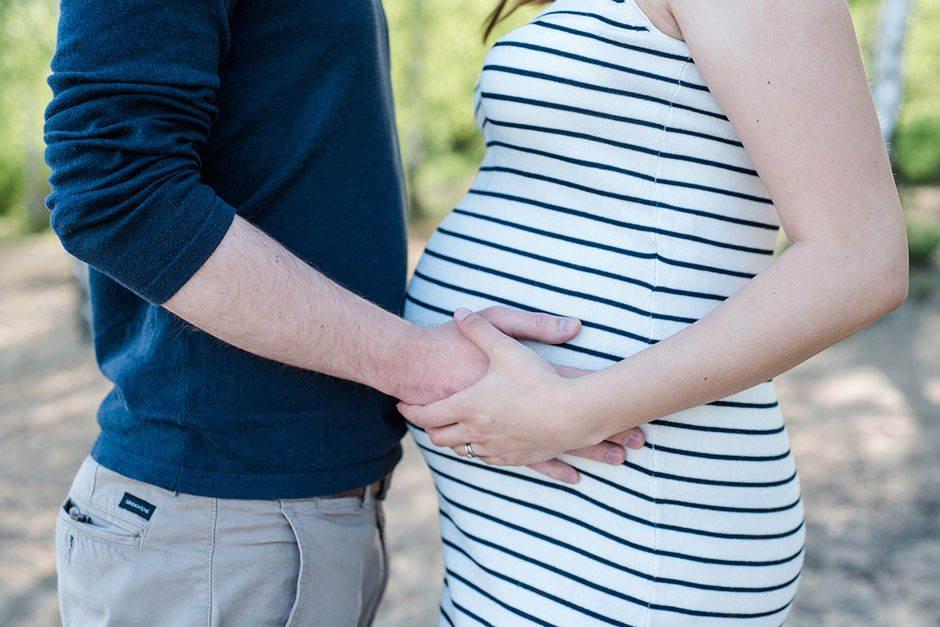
left=483, top=0, right=551, bottom=41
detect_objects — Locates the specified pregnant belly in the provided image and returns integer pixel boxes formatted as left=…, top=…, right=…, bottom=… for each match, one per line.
left=404, top=206, right=785, bottom=424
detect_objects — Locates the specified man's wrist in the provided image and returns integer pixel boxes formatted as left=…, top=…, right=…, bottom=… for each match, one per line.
left=374, top=319, right=428, bottom=402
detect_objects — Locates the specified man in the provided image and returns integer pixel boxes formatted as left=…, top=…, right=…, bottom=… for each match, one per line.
left=45, top=1, right=641, bottom=625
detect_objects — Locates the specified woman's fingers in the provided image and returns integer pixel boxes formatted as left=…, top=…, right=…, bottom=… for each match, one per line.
left=449, top=442, right=487, bottom=461
left=397, top=398, right=461, bottom=429
left=552, top=363, right=593, bottom=378
left=443, top=440, right=583, bottom=486
left=477, top=306, right=581, bottom=345
left=452, top=308, right=518, bottom=359
left=425, top=423, right=469, bottom=450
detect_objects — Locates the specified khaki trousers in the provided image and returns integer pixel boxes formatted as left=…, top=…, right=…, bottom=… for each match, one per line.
left=56, top=457, right=389, bottom=627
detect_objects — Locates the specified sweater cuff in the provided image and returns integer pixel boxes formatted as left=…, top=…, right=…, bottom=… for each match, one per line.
left=138, top=194, right=236, bottom=305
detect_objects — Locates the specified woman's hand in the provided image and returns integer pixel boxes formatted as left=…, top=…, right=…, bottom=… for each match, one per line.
left=398, top=308, right=641, bottom=467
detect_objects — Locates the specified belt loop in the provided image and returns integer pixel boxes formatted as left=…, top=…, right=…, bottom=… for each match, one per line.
left=375, top=474, right=391, bottom=501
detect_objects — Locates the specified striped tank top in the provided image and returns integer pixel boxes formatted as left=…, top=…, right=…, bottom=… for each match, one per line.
left=404, top=0, right=805, bottom=624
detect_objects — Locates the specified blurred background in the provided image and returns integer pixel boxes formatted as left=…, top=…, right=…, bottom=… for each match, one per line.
left=0, top=0, right=938, bottom=625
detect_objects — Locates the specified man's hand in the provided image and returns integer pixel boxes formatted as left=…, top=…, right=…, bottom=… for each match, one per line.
left=398, top=308, right=646, bottom=479
left=397, top=306, right=580, bottom=405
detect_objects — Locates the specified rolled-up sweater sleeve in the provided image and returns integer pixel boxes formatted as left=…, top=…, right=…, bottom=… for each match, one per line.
left=44, top=0, right=237, bottom=304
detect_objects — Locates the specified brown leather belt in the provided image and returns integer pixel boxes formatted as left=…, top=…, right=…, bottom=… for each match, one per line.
left=321, top=473, right=392, bottom=501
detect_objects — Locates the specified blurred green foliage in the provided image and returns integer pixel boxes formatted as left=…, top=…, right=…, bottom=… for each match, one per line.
left=849, top=0, right=940, bottom=183
left=384, top=0, right=537, bottom=218
left=385, top=0, right=940, bottom=218
left=894, top=0, right=940, bottom=182
left=906, top=213, right=940, bottom=266
left=0, top=0, right=55, bottom=235
left=0, top=0, right=938, bottom=236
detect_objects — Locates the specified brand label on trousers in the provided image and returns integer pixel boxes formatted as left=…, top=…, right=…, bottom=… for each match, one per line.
left=118, top=492, right=156, bottom=521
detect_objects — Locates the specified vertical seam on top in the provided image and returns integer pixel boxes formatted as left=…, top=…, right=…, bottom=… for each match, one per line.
left=172, top=330, right=191, bottom=494
left=643, top=58, right=691, bottom=627
left=206, top=497, right=218, bottom=627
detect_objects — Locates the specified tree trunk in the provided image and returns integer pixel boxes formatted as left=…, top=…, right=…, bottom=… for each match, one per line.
left=872, top=0, right=914, bottom=153
left=401, top=0, right=428, bottom=221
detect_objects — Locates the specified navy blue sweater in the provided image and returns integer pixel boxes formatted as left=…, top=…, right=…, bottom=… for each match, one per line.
left=44, top=0, right=408, bottom=498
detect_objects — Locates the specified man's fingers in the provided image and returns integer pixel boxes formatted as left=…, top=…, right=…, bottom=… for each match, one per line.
left=477, top=306, right=581, bottom=345
left=608, top=427, right=646, bottom=450
left=527, top=459, right=581, bottom=484
left=564, top=441, right=627, bottom=465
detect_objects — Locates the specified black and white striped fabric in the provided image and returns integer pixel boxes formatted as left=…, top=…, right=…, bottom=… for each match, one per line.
left=404, top=1, right=804, bottom=624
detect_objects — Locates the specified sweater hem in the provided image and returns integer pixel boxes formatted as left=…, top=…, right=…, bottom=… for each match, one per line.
left=90, top=436, right=403, bottom=500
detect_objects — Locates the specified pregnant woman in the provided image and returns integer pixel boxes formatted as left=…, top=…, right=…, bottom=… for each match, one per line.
left=399, top=0, right=908, bottom=625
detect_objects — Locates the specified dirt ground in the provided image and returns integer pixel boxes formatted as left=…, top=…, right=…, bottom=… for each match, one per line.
left=1, top=233, right=938, bottom=626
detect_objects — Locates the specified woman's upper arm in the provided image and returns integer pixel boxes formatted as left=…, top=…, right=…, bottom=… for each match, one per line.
left=667, top=0, right=905, bottom=257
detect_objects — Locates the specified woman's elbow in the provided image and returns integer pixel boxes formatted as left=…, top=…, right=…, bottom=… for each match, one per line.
left=882, top=264, right=909, bottom=314
left=874, top=235, right=910, bottom=315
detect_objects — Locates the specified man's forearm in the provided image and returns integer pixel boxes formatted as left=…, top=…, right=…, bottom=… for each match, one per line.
left=164, top=215, right=420, bottom=398
left=163, top=215, right=643, bottom=481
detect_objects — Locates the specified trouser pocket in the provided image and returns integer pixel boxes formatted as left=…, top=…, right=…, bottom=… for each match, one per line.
left=280, top=492, right=389, bottom=627
left=56, top=457, right=211, bottom=627
left=55, top=494, right=148, bottom=626
left=57, top=497, right=144, bottom=550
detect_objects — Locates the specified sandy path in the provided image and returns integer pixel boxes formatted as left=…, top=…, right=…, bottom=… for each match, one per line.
left=1, top=234, right=937, bottom=625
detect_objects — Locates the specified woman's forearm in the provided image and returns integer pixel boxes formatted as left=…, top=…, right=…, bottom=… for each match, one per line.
left=396, top=0, right=911, bottom=468
left=395, top=234, right=907, bottom=465
left=568, top=0, right=912, bottom=445
left=570, top=237, right=908, bottom=443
